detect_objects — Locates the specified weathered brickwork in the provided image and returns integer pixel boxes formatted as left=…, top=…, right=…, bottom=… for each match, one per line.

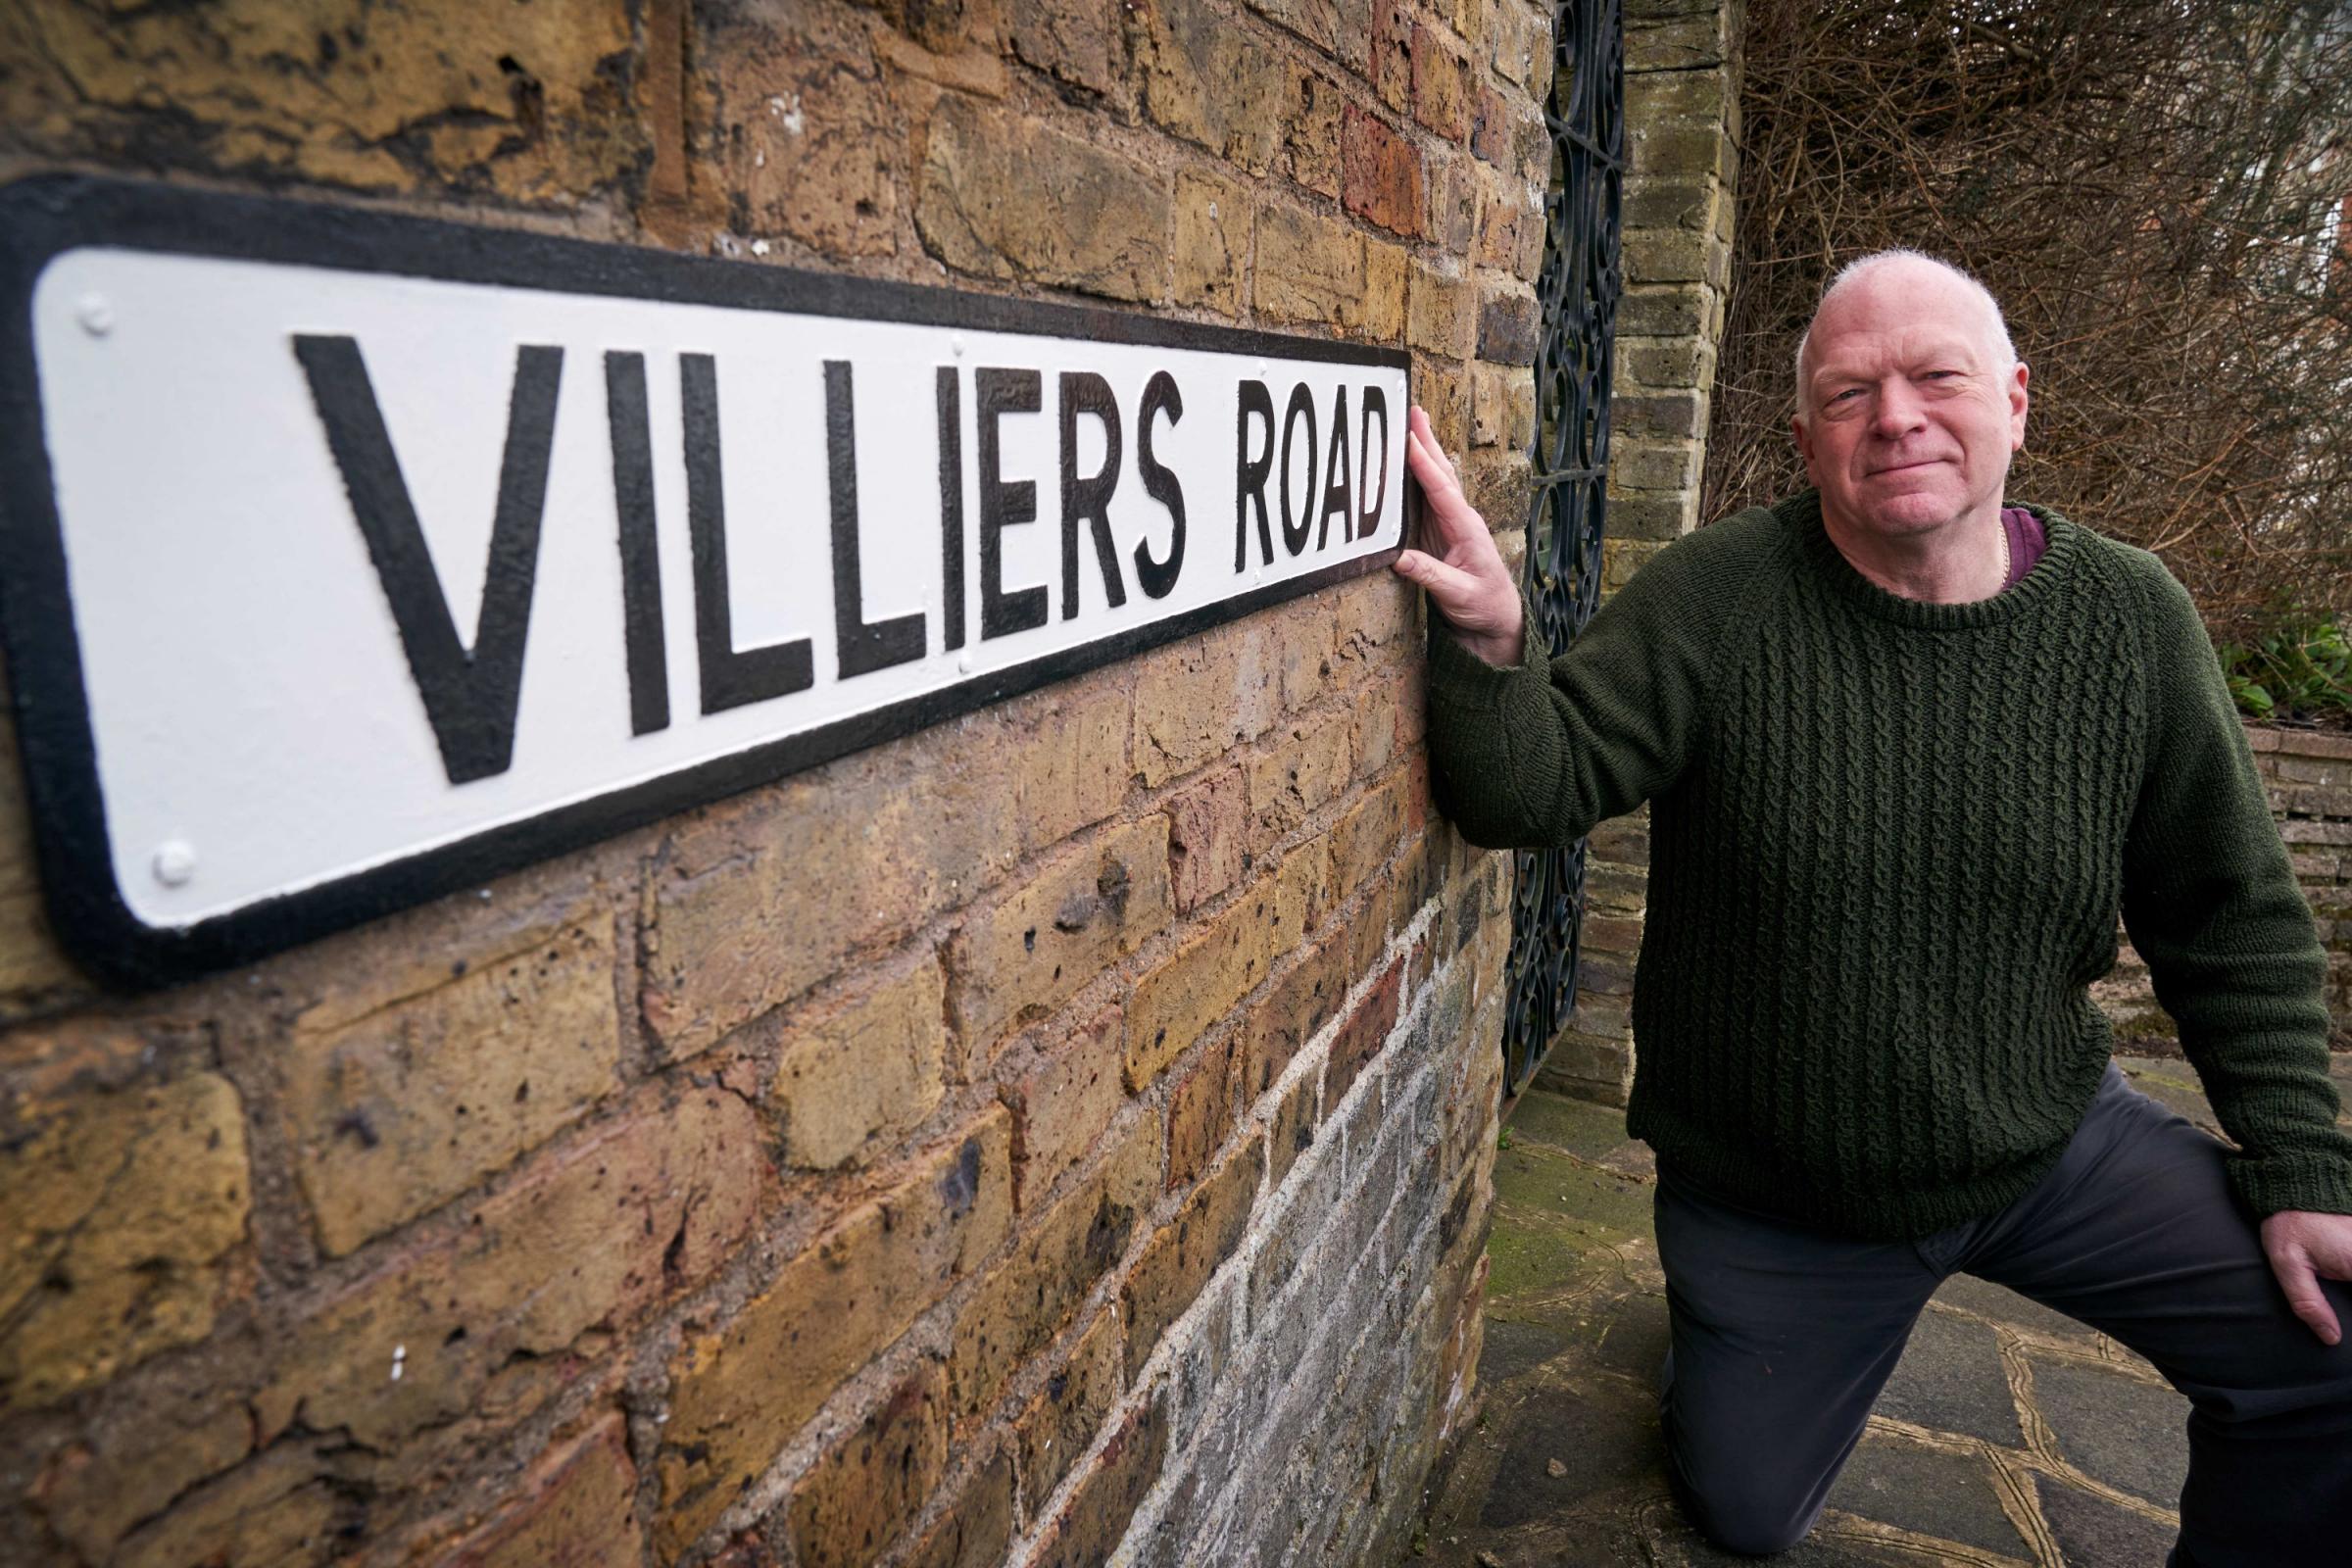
left=0, top=2, right=1536, bottom=1563
left=1540, top=0, right=1743, bottom=1106
left=2096, top=725, right=2352, bottom=1052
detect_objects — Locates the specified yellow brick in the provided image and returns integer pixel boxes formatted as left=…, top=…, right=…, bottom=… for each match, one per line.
left=916, top=96, right=1172, bottom=302
left=950, top=817, right=1173, bottom=1055
left=1354, top=238, right=1410, bottom=339
left=948, top=1111, right=1157, bottom=1420
left=1124, top=854, right=1322, bottom=1091
left=773, top=954, right=949, bottom=1170
left=788, top=1363, right=953, bottom=1568
left=284, top=915, right=621, bottom=1256
left=1132, top=625, right=1286, bottom=787
left=1006, top=666, right=1135, bottom=857
left=703, top=2, right=900, bottom=258
left=438, top=1411, right=641, bottom=1568
left=1175, top=167, right=1250, bottom=316
left=645, top=743, right=1018, bottom=1060
left=658, top=1107, right=1014, bottom=1557
left=1330, top=767, right=1426, bottom=906
left=2, top=1, right=642, bottom=199
left=255, top=1084, right=762, bottom=1452
left=0, top=724, right=81, bottom=1005
left=113, top=1441, right=345, bottom=1568
left=1013, top=1306, right=1121, bottom=1501
left=1003, top=1004, right=1126, bottom=1203
left=1, top=1047, right=248, bottom=1407
left=1253, top=200, right=1368, bottom=327
left=1248, top=708, right=1356, bottom=846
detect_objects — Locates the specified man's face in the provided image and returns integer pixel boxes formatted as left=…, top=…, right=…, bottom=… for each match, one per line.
left=1790, top=264, right=2029, bottom=543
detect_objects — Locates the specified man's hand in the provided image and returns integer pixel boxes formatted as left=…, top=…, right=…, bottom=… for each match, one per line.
left=2260, top=1209, right=2352, bottom=1345
left=1392, top=404, right=1525, bottom=666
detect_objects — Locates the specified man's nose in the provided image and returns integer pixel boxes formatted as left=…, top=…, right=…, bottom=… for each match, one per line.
left=1869, top=379, right=1928, bottom=439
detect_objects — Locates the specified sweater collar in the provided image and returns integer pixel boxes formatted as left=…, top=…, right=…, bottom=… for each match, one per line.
left=1777, top=488, right=2082, bottom=630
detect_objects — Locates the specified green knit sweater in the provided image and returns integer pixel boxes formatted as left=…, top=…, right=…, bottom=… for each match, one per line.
left=1428, top=490, right=2352, bottom=1238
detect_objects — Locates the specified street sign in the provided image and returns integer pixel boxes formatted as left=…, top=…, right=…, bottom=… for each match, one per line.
left=0, top=178, right=1409, bottom=987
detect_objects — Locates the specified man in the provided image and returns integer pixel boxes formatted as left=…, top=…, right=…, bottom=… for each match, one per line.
left=1398, top=250, right=2352, bottom=1564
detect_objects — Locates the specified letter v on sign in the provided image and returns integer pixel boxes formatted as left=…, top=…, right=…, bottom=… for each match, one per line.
left=292, top=334, right=562, bottom=785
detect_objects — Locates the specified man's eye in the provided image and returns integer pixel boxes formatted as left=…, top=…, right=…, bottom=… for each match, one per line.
left=1830, top=388, right=1862, bottom=404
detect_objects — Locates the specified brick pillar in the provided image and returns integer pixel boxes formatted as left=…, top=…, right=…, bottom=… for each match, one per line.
left=1533, top=0, right=1741, bottom=1106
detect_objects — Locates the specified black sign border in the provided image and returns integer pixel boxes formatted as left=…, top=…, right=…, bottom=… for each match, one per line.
left=0, top=174, right=1413, bottom=991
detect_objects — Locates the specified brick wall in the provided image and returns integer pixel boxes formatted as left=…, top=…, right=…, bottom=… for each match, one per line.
left=1533, top=0, right=1740, bottom=1105
left=2098, top=724, right=2352, bottom=1052
left=0, top=2, right=1547, bottom=1564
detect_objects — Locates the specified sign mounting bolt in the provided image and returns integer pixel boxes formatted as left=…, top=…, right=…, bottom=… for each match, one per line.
left=153, top=840, right=196, bottom=887
left=76, top=294, right=113, bottom=336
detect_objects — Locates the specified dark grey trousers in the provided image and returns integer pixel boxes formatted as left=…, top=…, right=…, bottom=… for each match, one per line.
left=1654, top=1064, right=2352, bottom=1565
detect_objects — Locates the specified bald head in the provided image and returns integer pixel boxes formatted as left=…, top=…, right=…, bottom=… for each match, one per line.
left=1794, top=251, right=2017, bottom=413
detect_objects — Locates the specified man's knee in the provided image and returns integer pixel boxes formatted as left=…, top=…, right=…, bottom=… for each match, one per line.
left=1665, top=1421, right=1826, bottom=1555
left=1678, top=1485, right=1818, bottom=1557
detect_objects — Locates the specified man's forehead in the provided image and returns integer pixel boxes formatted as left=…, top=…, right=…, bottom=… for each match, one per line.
left=1810, top=318, right=1991, bottom=370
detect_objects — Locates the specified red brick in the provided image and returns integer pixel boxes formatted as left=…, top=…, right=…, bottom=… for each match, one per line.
left=1323, top=955, right=1405, bottom=1111
left=1342, top=104, right=1426, bottom=238
left=1469, top=82, right=1511, bottom=163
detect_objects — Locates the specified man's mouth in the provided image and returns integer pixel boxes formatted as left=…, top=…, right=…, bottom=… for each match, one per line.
left=1865, top=458, right=1946, bottom=477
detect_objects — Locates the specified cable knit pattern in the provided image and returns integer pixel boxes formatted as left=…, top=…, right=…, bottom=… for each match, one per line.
left=1427, top=490, right=2352, bottom=1239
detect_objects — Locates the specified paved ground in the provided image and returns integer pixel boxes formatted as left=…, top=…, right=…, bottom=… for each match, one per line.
left=1403, top=1054, right=2352, bottom=1567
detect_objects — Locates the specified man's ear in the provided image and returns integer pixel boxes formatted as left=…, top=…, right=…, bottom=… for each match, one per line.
left=1791, top=411, right=1814, bottom=464
left=2008, top=361, right=2031, bottom=451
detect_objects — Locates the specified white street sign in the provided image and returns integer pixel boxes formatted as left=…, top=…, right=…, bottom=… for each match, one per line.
left=0, top=179, right=1410, bottom=985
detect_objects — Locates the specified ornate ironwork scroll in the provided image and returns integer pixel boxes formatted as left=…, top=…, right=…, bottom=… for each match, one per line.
left=1502, top=0, right=1623, bottom=1098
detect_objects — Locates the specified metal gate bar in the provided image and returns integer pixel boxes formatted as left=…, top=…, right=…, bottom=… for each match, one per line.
left=1502, top=0, right=1624, bottom=1098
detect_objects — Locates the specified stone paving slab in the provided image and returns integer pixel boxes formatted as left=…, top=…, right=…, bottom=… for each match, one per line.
left=1395, top=1056, right=2306, bottom=1568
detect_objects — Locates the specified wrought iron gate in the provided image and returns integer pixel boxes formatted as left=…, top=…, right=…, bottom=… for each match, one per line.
left=1501, top=0, right=1624, bottom=1097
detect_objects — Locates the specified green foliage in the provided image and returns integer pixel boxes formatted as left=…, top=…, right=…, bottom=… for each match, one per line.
left=2217, top=615, right=2352, bottom=721
left=1496, top=1125, right=1514, bottom=1152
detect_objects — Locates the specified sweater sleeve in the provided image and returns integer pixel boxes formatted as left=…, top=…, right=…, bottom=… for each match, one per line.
left=2119, top=559, right=2352, bottom=1216
left=1420, top=520, right=1744, bottom=850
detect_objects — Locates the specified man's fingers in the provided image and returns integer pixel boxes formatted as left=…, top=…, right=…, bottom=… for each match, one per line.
left=1394, top=549, right=1489, bottom=613
left=2272, top=1244, right=2343, bottom=1345
left=1405, top=415, right=1492, bottom=562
